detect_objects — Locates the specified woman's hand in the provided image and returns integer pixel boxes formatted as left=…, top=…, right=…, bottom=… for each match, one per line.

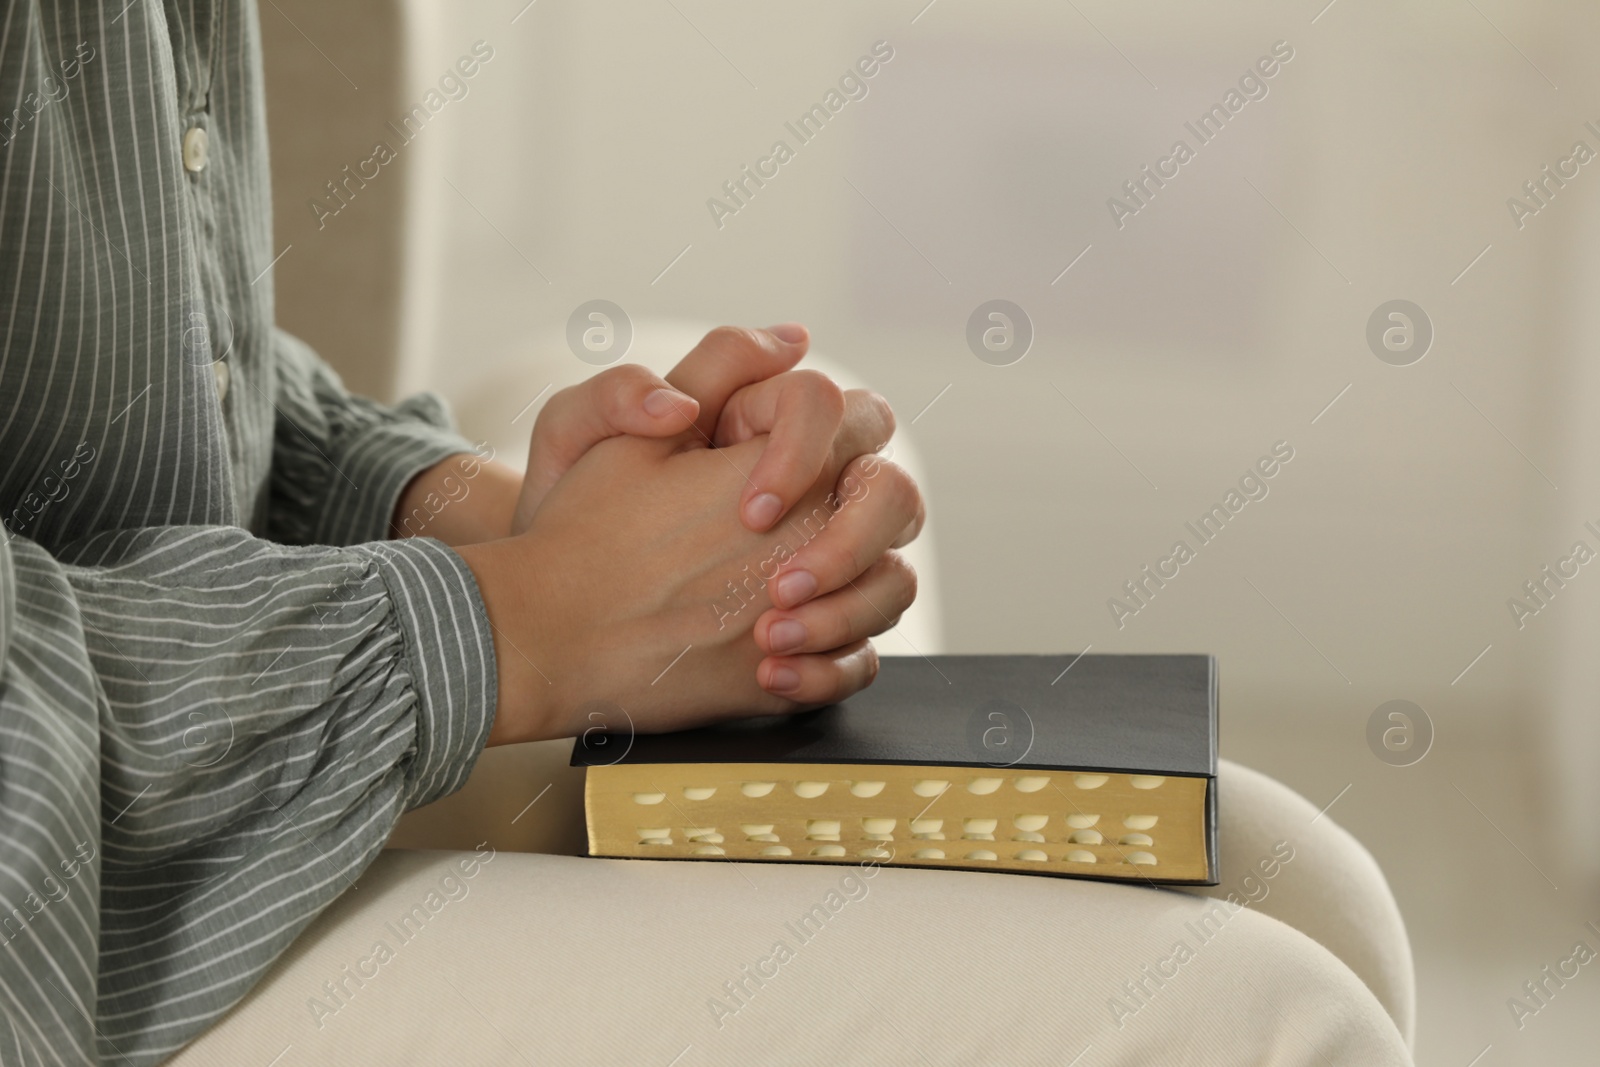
left=455, top=394, right=922, bottom=746
left=515, top=323, right=882, bottom=536
left=395, top=325, right=815, bottom=544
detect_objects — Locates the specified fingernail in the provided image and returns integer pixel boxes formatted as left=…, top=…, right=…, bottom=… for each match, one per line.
left=765, top=323, right=807, bottom=344
left=767, top=619, right=807, bottom=653
left=775, top=569, right=817, bottom=607
left=643, top=388, right=695, bottom=418
left=765, top=665, right=801, bottom=693
left=743, top=492, right=783, bottom=529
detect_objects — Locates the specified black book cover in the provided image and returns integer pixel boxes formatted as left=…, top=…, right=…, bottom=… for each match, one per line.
left=572, top=653, right=1218, bottom=778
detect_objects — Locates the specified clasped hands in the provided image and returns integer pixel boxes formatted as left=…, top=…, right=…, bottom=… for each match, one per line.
left=426, top=325, right=923, bottom=747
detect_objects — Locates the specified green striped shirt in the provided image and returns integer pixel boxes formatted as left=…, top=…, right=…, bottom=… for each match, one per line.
left=0, top=2, right=498, bottom=1062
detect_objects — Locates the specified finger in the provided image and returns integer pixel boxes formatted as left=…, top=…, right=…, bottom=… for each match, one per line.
left=856, top=446, right=925, bottom=549
left=663, top=324, right=810, bottom=442
left=757, top=638, right=880, bottom=703
left=520, top=365, right=699, bottom=517
left=893, top=488, right=927, bottom=549
left=824, top=390, right=897, bottom=474
left=755, top=552, right=916, bottom=656
left=711, top=370, right=843, bottom=530
left=717, top=385, right=897, bottom=532
left=769, top=458, right=922, bottom=611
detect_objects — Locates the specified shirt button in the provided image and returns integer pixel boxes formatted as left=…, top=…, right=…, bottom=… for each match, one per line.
left=212, top=358, right=230, bottom=403
left=182, top=126, right=209, bottom=174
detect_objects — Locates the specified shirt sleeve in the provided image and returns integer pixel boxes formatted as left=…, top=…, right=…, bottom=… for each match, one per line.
left=267, top=327, right=481, bottom=547
left=0, top=524, right=495, bottom=1066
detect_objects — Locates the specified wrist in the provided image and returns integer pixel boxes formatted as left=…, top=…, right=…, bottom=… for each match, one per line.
left=454, top=536, right=558, bottom=747
left=393, top=455, right=522, bottom=546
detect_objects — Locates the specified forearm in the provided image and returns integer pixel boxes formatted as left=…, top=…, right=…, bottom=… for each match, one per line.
left=2, top=526, right=494, bottom=1061
left=393, top=453, right=523, bottom=546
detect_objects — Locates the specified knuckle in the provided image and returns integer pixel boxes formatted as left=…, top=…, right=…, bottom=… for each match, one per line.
left=861, top=642, right=881, bottom=686
left=848, top=455, right=915, bottom=508
left=813, top=537, right=867, bottom=584
left=820, top=542, right=861, bottom=583
left=793, top=370, right=845, bottom=413
left=874, top=461, right=920, bottom=511
left=863, top=389, right=897, bottom=440
left=819, top=664, right=852, bottom=705
left=596, top=364, right=653, bottom=407
left=820, top=598, right=855, bottom=644
left=844, top=389, right=895, bottom=443
left=610, top=363, right=658, bottom=389
left=702, top=325, right=761, bottom=356
left=887, top=551, right=918, bottom=605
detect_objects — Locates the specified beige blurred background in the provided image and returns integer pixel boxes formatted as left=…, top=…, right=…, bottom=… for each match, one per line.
left=262, top=1, right=1600, bottom=1062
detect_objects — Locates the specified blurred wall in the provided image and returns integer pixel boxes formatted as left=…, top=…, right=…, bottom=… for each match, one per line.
left=261, top=0, right=444, bottom=400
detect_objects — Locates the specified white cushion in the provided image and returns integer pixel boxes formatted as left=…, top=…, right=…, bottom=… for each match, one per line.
left=173, top=762, right=1414, bottom=1065
left=170, top=849, right=1408, bottom=1066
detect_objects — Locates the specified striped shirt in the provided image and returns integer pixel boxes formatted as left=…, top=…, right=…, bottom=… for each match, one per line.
left=0, top=2, right=498, bottom=1063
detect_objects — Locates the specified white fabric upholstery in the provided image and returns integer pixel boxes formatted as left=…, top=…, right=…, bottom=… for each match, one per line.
left=172, top=761, right=1415, bottom=1065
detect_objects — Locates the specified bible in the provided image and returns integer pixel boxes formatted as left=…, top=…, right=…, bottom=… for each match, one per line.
left=574, top=653, right=1218, bottom=885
